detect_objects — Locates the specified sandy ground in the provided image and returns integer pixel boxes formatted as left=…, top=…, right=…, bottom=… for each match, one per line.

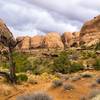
left=0, top=70, right=100, bottom=100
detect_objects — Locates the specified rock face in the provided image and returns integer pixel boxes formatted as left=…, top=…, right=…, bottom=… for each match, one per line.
left=31, top=35, right=44, bottom=49
left=44, top=32, right=64, bottom=49
left=62, top=32, right=74, bottom=47
left=62, top=32, right=80, bottom=47
left=81, top=15, right=100, bottom=36
left=0, top=19, right=16, bottom=47
left=16, top=36, right=24, bottom=49
left=80, top=15, right=100, bottom=46
left=16, top=32, right=81, bottom=50
left=21, top=36, right=31, bottom=50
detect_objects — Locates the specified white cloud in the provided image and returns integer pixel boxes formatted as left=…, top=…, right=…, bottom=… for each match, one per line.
left=0, top=0, right=99, bottom=37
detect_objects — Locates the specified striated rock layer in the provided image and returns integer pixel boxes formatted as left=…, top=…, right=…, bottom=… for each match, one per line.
left=0, top=19, right=16, bottom=47
left=21, top=36, right=31, bottom=50
left=16, top=32, right=81, bottom=50
left=80, top=15, right=100, bottom=46
left=44, top=32, right=64, bottom=49
left=31, top=35, right=44, bottom=49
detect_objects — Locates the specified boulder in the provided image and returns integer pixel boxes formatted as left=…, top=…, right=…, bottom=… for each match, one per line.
left=44, top=32, right=64, bottom=49
left=31, top=35, right=44, bottom=49
left=21, top=36, right=31, bottom=50
left=16, top=36, right=24, bottom=49
left=62, top=32, right=74, bottom=47
left=0, top=19, right=16, bottom=47
left=80, top=15, right=100, bottom=46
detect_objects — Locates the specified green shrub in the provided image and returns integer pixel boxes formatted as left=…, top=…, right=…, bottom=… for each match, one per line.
left=28, top=57, right=53, bottom=75
left=12, top=52, right=32, bottom=73
left=52, top=51, right=70, bottom=74
left=95, top=41, right=100, bottom=50
left=81, top=72, right=93, bottom=78
left=68, top=62, right=84, bottom=73
left=51, top=80, right=63, bottom=88
left=81, top=51, right=96, bottom=59
left=93, top=58, right=100, bottom=70
left=17, top=74, right=28, bottom=82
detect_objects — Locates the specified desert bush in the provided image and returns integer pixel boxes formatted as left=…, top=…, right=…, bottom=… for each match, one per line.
left=51, top=79, right=63, bottom=88
left=81, top=72, right=93, bottom=78
left=71, top=75, right=81, bottom=82
left=17, top=74, right=28, bottom=82
left=68, top=62, right=84, bottom=73
left=28, top=57, right=53, bottom=75
left=17, top=91, right=53, bottom=100
left=81, top=51, right=96, bottom=59
left=51, top=51, right=85, bottom=74
left=51, top=51, right=70, bottom=74
left=28, top=79, right=38, bottom=85
left=63, top=83, right=75, bottom=91
left=96, top=78, right=100, bottom=84
left=95, top=41, right=100, bottom=50
left=13, top=52, right=32, bottom=73
left=93, top=58, right=100, bottom=70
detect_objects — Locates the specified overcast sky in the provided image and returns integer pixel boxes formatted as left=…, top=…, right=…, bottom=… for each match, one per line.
left=0, top=0, right=99, bottom=37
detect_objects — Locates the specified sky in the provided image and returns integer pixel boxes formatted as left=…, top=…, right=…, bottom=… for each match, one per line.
left=0, top=0, right=100, bottom=37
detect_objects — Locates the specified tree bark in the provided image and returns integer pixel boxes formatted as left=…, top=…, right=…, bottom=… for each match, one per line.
left=8, top=47, right=17, bottom=83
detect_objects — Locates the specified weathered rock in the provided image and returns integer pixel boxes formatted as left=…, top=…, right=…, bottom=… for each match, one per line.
left=80, top=15, right=100, bottom=46
left=72, top=32, right=80, bottom=46
left=21, top=36, right=31, bottom=50
left=62, top=32, right=74, bottom=47
left=16, top=36, right=24, bottom=49
left=81, top=15, right=100, bottom=36
left=31, top=35, right=44, bottom=49
left=44, top=32, right=64, bottom=49
left=0, top=19, right=16, bottom=47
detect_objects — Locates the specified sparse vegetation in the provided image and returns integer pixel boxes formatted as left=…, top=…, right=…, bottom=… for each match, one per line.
left=71, top=75, right=81, bottom=82
left=93, top=57, right=100, bottom=70
left=51, top=79, right=63, bottom=88
left=96, top=78, right=100, bottom=84
left=63, top=83, right=75, bottom=91
left=17, top=91, right=53, bottom=100
left=51, top=51, right=70, bottom=74
left=95, top=41, right=100, bottom=50
left=17, top=74, right=28, bottom=82
left=81, top=72, right=93, bottom=78
left=69, top=62, right=84, bottom=73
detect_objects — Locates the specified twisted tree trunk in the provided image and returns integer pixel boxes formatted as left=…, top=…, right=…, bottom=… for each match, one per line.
left=8, top=47, right=17, bottom=83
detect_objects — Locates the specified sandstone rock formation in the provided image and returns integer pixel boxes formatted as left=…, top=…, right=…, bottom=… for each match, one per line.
left=0, top=19, right=16, bottom=47
left=31, top=35, right=44, bottom=49
left=62, top=32, right=74, bottom=47
left=44, top=32, right=64, bottom=49
left=16, top=32, right=81, bottom=50
left=62, top=32, right=80, bottom=47
left=16, top=36, right=24, bottom=49
left=81, top=15, right=100, bottom=36
left=80, top=15, right=100, bottom=46
left=21, top=36, right=31, bottom=50
left=72, top=32, right=80, bottom=46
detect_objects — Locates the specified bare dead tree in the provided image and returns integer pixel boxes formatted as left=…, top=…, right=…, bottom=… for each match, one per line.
left=0, top=34, right=22, bottom=83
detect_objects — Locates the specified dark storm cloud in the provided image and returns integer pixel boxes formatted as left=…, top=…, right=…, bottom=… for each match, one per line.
left=0, top=0, right=99, bottom=37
